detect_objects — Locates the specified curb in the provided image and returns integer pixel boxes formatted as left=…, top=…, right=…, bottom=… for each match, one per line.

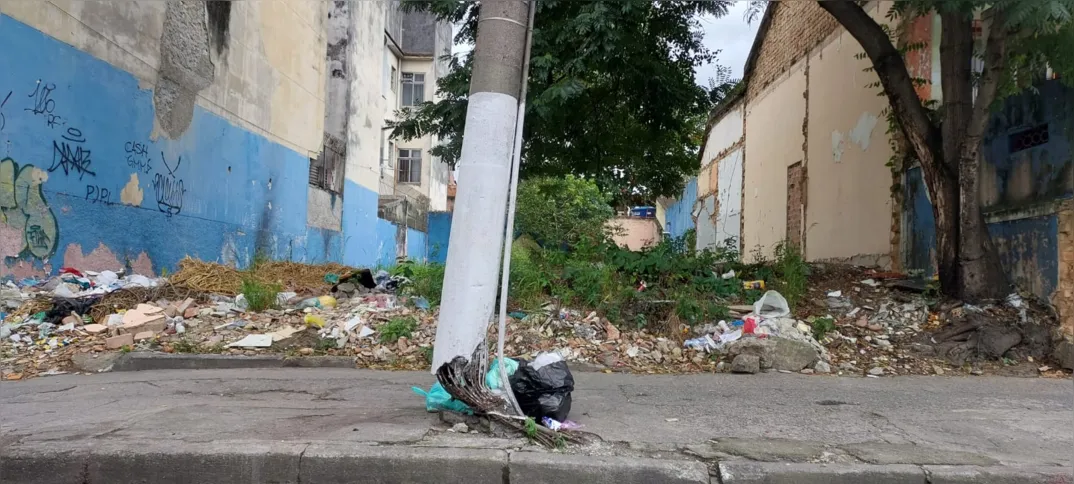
left=107, top=353, right=356, bottom=372
left=510, top=451, right=710, bottom=484
left=717, top=462, right=1073, bottom=484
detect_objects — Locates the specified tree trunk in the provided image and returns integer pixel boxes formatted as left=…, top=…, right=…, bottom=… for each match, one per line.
left=955, top=9, right=1011, bottom=301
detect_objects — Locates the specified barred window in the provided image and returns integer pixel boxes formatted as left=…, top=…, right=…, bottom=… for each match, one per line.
left=397, top=149, right=421, bottom=184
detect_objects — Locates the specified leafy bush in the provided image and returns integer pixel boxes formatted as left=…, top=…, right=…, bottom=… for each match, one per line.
left=514, top=175, right=615, bottom=247
left=772, top=241, right=808, bottom=310
left=393, top=260, right=446, bottom=307
left=811, top=316, right=836, bottom=340
left=241, top=277, right=280, bottom=312
left=379, top=316, right=417, bottom=343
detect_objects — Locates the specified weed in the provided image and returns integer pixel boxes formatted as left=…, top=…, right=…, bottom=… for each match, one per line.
left=241, top=277, right=280, bottom=312
left=315, top=338, right=338, bottom=352
left=772, top=241, right=808, bottom=310
left=555, top=435, right=566, bottom=449
left=379, top=316, right=417, bottom=344
left=523, top=417, right=538, bottom=440
left=120, top=345, right=132, bottom=353
left=171, top=339, right=199, bottom=353
left=421, top=346, right=433, bottom=363
left=393, top=260, right=446, bottom=307
left=811, top=316, right=836, bottom=340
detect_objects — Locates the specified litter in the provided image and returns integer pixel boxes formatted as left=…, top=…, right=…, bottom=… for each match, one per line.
left=304, top=314, right=326, bottom=328
left=541, top=417, right=582, bottom=431
left=509, top=353, right=574, bottom=421
left=684, top=335, right=718, bottom=352
left=268, top=325, right=299, bottom=342
left=753, top=290, right=791, bottom=319
left=743, top=280, right=766, bottom=290
left=357, top=326, right=375, bottom=338
left=827, top=290, right=842, bottom=298
left=412, top=296, right=430, bottom=310
left=412, top=383, right=473, bottom=414
left=721, top=269, right=736, bottom=280
left=227, top=334, right=273, bottom=348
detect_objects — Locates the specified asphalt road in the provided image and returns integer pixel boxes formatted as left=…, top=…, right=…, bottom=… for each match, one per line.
left=1, top=369, right=1071, bottom=468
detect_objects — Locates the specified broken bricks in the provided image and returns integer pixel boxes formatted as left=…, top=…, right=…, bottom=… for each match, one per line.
left=105, top=333, right=134, bottom=350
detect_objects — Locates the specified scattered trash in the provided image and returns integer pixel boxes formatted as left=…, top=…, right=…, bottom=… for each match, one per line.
left=227, top=334, right=273, bottom=348
left=752, top=290, right=791, bottom=319
left=509, top=353, right=574, bottom=421
left=324, top=273, right=340, bottom=284
left=743, top=280, right=766, bottom=290
left=827, top=290, right=842, bottom=298
left=304, top=314, right=326, bottom=328
left=664, top=418, right=680, bottom=422
left=721, top=269, right=736, bottom=280
left=860, top=279, right=879, bottom=287
left=412, top=383, right=473, bottom=415
left=684, top=335, right=717, bottom=352
left=412, top=296, right=430, bottom=310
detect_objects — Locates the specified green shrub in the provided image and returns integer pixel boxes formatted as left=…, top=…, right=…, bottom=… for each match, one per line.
left=772, top=241, right=808, bottom=310
left=241, top=277, right=281, bottom=312
left=509, top=238, right=548, bottom=310
left=379, top=316, right=417, bottom=344
left=515, top=175, right=615, bottom=247
left=811, top=316, right=836, bottom=340
left=393, top=260, right=446, bottom=307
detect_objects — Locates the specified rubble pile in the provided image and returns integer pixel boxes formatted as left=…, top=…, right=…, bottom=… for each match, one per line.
left=1, top=262, right=1069, bottom=381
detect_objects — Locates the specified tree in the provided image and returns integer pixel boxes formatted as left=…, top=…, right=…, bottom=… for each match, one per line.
left=515, top=175, right=615, bottom=247
left=392, top=0, right=731, bottom=203
left=748, top=0, right=1073, bottom=302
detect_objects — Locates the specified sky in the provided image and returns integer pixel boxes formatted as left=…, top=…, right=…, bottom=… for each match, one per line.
left=452, top=2, right=761, bottom=87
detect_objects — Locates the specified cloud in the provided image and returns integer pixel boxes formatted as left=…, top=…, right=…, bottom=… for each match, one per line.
left=696, top=3, right=761, bottom=85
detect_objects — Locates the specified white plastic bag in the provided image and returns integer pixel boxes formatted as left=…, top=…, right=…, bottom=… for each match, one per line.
left=753, top=290, right=790, bottom=319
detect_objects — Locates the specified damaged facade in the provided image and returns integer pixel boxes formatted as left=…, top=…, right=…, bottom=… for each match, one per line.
left=0, top=0, right=452, bottom=279
left=663, top=1, right=1074, bottom=338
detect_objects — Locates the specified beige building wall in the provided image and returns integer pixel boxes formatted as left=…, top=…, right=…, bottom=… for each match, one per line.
left=347, top=1, right=392, bottom=192
left=805, top=28, right=895, bottom=265
left=0, top=0, right=327, bottom=156
left=742, top=63, right=806, bottom=260
left=608, top=217, right=663, bottom=252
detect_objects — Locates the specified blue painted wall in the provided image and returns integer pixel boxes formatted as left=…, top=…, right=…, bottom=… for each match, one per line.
left=903, top=80, right=1071, bottom=299
left=406, top=227, right=427, bottom=263
left=427, top=212, right=452, bottom=264
left=0, top=15, right=434, bottom=278
left=664, top=177, right=697, bottom=239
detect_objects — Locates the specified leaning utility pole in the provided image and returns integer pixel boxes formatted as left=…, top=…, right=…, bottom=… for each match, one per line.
left=431, top=1, right=530, bottom=372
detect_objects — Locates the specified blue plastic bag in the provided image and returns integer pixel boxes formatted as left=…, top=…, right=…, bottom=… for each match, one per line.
left=486, top=357, right=519, bottom=391
left=412, top=382, right=473, bottom=414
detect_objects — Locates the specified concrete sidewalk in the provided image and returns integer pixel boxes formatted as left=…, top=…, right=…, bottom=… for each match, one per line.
left=1, top=369, right=1072, bottom=483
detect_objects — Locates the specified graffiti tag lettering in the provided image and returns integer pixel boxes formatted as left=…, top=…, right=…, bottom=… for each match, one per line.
left=0, top=158, right=59, bottom=259
left=86, top=185, right=112, bottom=204
left=49, top=128, right=96, bottom=179
left=0, top=91, right=11, bottom=132
left=153, top=152, right=185, bottom=215
left=25, top=81, right=64, bottom=128
left=124, top=141, right=152, bottom=174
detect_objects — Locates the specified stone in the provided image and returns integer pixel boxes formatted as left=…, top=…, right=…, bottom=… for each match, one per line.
left=726, top=337, right=819, bottom=372
left=133, top=331, right=155, bottom=341
left=105, top=333, right=134, bottom=350
left=573, top=325, right=597, bottom=340
left=868, top=367, right=884, bottom=376
left=183, top=307, right=199, bottom=319
left=814, top=361, right=831, bottom=373
left=933, top=365, right=945, bottom=375
left=691, top=355, right=704, bottom=364
left=671, top=347, right=682, bottom=359
left=715, top=361, right=729, bottom=372
left=299, top=347, right=314, bottom=356
left=451, top=422, right=469, bottom=433
left=651, top=350, right=663, bottom=363
left=731, top=354, right=760, bottom=374
left=82, top=324, right=108, bottom=334
left=800, top=368, right=814, bottom=374
left=978, top=325, right=1022, bottom=359
left=142, top=319, right=168, bottom=334
left=62, top=315, right=81, bottom=326
left=1053, top=340, right=1074, bottom=370
left=199, top=307, right=214, bottom=317
left=337, top=282, right=356, bottom=293
left=164, top=305, right=179, bottom=318
left=604, top=322, right=621, bottom=341
left=373, top=346, right=396, bottom=362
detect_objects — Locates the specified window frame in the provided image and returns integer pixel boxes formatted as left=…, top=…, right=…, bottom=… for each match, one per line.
left=397, top=148, right=422, bottom=184
left=400, top=72, right=426, bottom=107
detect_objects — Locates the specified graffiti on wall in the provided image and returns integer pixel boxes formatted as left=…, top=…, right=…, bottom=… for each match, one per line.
left=153, top=153, right=185, bottom=215
left=0, top=158, right=58, bottom=259
left=49, top=127, right=96, bottom=179
left=0, top=90, right=11, bottom=132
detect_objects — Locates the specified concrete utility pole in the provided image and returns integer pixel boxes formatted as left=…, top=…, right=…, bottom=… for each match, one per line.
left=431, top=0, right=531, bottom=372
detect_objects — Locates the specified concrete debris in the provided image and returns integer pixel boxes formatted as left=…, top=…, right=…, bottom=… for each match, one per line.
left=731, top=354, right=760, bottom=374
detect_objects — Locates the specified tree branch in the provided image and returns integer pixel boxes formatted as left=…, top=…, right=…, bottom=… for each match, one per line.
left=817, top=1, right=943, bottom=171
left=964, top=9, right=1008, bottom=148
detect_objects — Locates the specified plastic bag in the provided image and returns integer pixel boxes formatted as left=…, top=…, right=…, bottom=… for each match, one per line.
left=412, top=382, right=473, bottom=415
left=509, top=354, right=574, bottom=421
left=486, top=357, right=519, bottom=391
left=752, top=290, right=790, bottom=319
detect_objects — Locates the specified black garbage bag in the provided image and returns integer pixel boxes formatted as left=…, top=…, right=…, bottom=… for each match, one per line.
left=509, top=357, right=574, bottom=421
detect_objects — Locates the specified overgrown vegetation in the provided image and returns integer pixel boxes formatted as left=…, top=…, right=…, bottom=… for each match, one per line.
left=392, top=260, right=446, bottom=307
left=514, top=176, right=615, bottom=247
left=379, top=316, right=418, bottom=344
left=241, top=277, right=281, bottom=312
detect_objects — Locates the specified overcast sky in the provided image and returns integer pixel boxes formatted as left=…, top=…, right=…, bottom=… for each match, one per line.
left=452, top=2, right=760, bottom=87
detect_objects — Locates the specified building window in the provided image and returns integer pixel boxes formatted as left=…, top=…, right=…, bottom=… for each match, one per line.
left=397, top=149, right=421, bottom=184
left=401, top=72, right=425, bottom=106
left=390, top=66, right=398, bottom=93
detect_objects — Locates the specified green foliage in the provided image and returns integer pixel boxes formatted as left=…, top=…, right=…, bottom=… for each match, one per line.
left=771, top=242, right=808, bottom=310
left=810, top=316, right=836, bottom=340
left=391, top=0, right=732, bottom=201
left=241, top=277, right=281, bottom=312
left=379, top=316, right=418, bottom=344
left=509, top=238, right=548, bottom=310
left=171, top=339, right=199, bottom=354
left=515, top=176, right=615, bottom=247
left=393, top=260, right=446, bottom=307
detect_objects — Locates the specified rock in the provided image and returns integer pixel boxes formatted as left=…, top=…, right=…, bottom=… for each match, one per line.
left=672, top=347, right=683, bottom=359
left=932, top=364, right=945, bottom=375
left=604, top=322, right=621, bottom=341
left=651, top=350, right=663, bottom=363
left=183, top=307, right=199, bottom=319
left=397, top=337, right=410, bottom=353
left=868, top=367, right=884, bottom=376
left=1053, top=340, right=1074, bottom=371
left=731, top=354, right=760, bottom=374
left=626, top=346, right=640, bottom=358
left=299, top=347, right=314, bottom=356
left=814, top=361, right=831, bottom=374
left=199, top=308, right=214, bottom=317
left=337, top=282, right=357, bottom=293
left=656, top=340, right=672, bottom=354
left=62, top=314, right=81, bottom=326
left=800, top=368, right=814, bottom=374
left=691, top=355, right=704, bottom=364
left=451, top=422, right=469, bottom=433
left=373, top=346, right=396, bottom=362
left=573, top=324, right=597, bottom=340
left=82, top=324, right=108, bottom=334
left=726, top=337, right=819, bottom=372
left=978, top=325, right=1022, bottom=359
left=855, top=317, right=869, bottom=328
left=867, top=323, right=884, bottom=332
left=133, top=331, right=155, bottom=342
left=715, top=361, right=729, bottom=372
left=105, top=333, right=134, bottom=350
